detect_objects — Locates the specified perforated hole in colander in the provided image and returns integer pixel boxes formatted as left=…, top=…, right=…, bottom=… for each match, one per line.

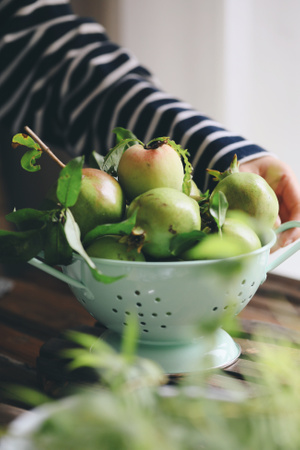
left=109, top=288, right=174, bottom=335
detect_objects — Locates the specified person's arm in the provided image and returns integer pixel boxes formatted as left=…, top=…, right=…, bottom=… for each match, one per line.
left=0, top=0, right=268, bottom=194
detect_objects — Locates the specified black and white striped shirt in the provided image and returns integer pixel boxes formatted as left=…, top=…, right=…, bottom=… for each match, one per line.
left=0, top=0, right=268, bottom=191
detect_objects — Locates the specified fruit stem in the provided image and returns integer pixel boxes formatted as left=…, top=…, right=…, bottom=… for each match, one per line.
left=206, top=154, right=240, bottom=181
left=24, top=126, right=66, bottom=168
left=144, top=139, right=168, bottom=150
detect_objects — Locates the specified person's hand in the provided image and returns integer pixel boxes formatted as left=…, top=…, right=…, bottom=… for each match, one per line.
left=239, top=155, right=300, bottom=249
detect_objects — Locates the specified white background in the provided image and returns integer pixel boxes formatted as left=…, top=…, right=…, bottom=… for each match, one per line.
left=72, top=0, right=300, bottom=279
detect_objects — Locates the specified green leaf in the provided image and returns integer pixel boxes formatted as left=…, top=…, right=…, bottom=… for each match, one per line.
left=5, top=208, right=51, bottom=231
left=82, top=210, right=138, bottom=248
left=20, top=148, right=42, bottom=172
left=113, top=127, right=139, bottom=144
left=170, top=230, right=207, bottom=257
left=120, top=314, right=139, bottom=362
left=64, top=209, right=124, bottom=284
left=43, top=221, right=73, bottom=266
left=209, top=191, right=229, bottom=232
left=101, top=140, right=136, bottom=176
left=4, top=386, right=50, bottom=408
left=88, top=151, right=105, bottom=169
left=12, top=133, right=40, bottom=151
left=0, top=227, right=44, bottom=263
left=56, top=157, right=84, bottom=208
left=12, top=133, right=42, bottom=172
left=100, top=142, right=126, bottom=175
left=100, top=128, right=142, bottom=176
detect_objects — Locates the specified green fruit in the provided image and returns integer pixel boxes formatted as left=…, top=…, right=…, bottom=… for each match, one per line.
left=181, top=211, right=261, bottom=261
left=86, top=235, right=145, bottom=261
left=211, top=172, right=279, bottom=228
left=222, top=217, right=261, bottom=252
left=181, top=233, right=254, bottom=261
left=117, top=142, right=184, bottom=201
left=127, top=187, right=201, bottom=259
left=72, top=169, right=125, bottom=237
left=45, top=168, right=125, bottom=237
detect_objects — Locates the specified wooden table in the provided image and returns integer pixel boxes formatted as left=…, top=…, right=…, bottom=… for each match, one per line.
left=0, top=264, right=300, bottom=427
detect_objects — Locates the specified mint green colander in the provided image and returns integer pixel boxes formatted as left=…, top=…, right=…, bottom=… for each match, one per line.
left=29, top=221, right=300, bottom=374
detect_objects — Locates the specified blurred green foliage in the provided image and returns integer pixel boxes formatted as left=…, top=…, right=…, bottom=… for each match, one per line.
left=1, top=313, right=300, bottom=450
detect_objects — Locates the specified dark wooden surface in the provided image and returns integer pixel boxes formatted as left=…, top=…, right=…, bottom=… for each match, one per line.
left=0, top=263, right=300, bottom=427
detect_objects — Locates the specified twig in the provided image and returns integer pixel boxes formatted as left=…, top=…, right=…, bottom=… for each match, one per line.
left=24, top=126, right=66, bottom=168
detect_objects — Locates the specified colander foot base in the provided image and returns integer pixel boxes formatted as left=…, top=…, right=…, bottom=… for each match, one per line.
left=101, top=328, right=241, bottom=375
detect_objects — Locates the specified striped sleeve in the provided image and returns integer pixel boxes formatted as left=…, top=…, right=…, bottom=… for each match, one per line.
left=0, top=0, right=269, bottom=191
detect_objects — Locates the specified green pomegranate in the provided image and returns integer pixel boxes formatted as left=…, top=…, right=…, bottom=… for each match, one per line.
left=45, top=168, right=126, bottom=237
left=209, top=155, right=279, bottom=228
left=182, top=212, right=261, bottom=260
left=86, top=235, right=145, bottom=261
left=117, top=141, right=184, bottom=201
left=127, top=187, right=201, bottom=259
left=181, top=233, right=254, bottom=261
left=222, top=217, right=261, bottom=252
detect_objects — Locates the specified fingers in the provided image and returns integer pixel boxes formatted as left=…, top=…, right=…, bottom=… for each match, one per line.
left=278, top=228, right=300, bottom=246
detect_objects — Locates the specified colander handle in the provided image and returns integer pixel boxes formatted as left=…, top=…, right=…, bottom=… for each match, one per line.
left=28, top=257, right=94, bottom=300
left=266, top=220, right=300, bottom=273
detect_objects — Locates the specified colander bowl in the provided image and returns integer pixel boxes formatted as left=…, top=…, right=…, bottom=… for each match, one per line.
left=29, top=221, right=300, bottom=374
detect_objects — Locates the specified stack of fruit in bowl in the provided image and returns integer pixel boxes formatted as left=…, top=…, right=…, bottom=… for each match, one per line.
left=0, top=127, right=279, bottom=282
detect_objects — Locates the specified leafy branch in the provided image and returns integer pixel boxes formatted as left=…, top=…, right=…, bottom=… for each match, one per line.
left=6, top=129, right=139, bottom=283
left=12, top=126, right=65, bottom=171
